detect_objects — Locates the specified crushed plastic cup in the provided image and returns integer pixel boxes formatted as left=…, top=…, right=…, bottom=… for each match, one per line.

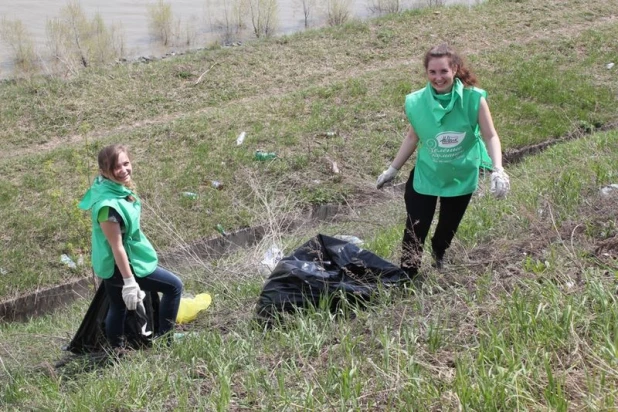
left=236, top=131, right=246, bottom=145
left=607, top=62, right=615, bottom=70
left=60, top=254, right=77, bottom=269
left=211, top=180, right=224, bottom=190
left=260, top=245, right=284, bottom=272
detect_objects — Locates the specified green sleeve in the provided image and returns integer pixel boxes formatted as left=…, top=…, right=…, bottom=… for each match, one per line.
left=97, top=206, right=110, bottom=223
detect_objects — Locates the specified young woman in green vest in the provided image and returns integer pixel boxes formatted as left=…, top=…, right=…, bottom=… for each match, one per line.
left=79, top=144, right=183, bottom=347
left=376, top=44, right=510, bottom=278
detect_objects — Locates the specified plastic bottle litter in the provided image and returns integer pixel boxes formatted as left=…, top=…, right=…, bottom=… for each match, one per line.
left=176, top=293, right=212, bottom=324
left=254, top=150, right=277, bottom=161
left=211, top=180, right=224, bottom=190
left=236, top=131, right=246, bottom=145
left=60, top=254, right=77, bottom=269
left=182, top=192, right=198, bottom=199
left=215, top=224, right=228, bottom=236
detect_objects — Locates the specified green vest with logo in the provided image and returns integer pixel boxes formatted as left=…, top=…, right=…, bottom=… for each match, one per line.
left=78, top=176, right=158, bottom=279
left=405, top=78, right=492, bottom=196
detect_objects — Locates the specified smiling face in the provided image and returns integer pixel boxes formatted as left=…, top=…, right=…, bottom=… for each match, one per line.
left=426, top=56, right=457, bottom=94
left=99, top=145, right=133, bottom=186
left=110, top=151, right=132, bottom=185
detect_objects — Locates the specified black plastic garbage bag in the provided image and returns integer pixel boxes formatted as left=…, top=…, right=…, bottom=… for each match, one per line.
left=66, top=283, right=160, bottom=354
left=256, top=234, right=410, bottom=320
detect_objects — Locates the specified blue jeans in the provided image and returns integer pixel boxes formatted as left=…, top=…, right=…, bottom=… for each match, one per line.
left=103, top=266, right=183, bottom=347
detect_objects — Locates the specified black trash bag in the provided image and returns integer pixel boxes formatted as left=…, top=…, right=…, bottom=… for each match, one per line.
left=256, top=234, right=410, bottom=320
left=66, top=283, right=160, bottom=354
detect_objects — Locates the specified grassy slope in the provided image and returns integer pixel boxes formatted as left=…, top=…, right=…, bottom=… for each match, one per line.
left=0, top=0, right=617, bottom=301
left=2, top=129, right=618, bottom=409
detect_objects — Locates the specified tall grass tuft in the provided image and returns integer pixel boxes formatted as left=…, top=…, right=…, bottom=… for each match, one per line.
left=249, top=0, right=279, bottom=38
left=208, top=0, right=248, bottom=44
left=324, top=0, right=353, bottom=26
left=147, top=0, right=174, bottom=46
left=0, top=18, right=39, bottom=74
left=367, top=0, right=400, bottom=15
left=46, top=1, right=124, bottom=75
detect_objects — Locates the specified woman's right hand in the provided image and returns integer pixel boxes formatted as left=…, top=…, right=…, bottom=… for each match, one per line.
left=122, top=276, right=144, bottom=310
left=490, top=167, right=510, bottom=199
left=376, top=166, right=399, bottom=189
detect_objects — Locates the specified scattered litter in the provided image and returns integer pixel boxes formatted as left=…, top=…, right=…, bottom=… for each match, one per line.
left=600, top=184, right=618, bottom=196
left=331, top=162, right=340, bottom=174
left=325, top=156, right=340, bottom=174
left=261, top=245, right=284, bottom=272
left=254, top=150, right=277, bottom=161
left=211, top=180, right=224, bottom=190
left=0, top=268, right=7, bottom=275
left=565, top=281, right=575, bottom=290
left=312, top=179, right=322, bottom=185
left=215, top=224, right=228, bottom=236
left=176, top=293, right=212, bottom=324
left=60, top=254, right=77, bottom=269
left=326, top=131, right=337, bottom=137
left=182, top=192, right=198, bottom=199
left=607, top=62, right=615, bottom=69
left=334, top=235, right=364, bottom=246
left=236, top=131, right=246, bottom=145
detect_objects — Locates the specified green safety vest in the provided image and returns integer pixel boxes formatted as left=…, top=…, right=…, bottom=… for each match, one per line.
left=78, top=176, right=158, bottom=279
left=405, top=78, right=492, bottom=196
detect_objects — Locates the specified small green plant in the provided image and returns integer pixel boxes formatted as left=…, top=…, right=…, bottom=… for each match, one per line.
left=523, top=255, right=549, bottom=274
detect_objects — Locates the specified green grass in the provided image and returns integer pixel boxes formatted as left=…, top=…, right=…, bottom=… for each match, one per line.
left=3, top=128, right=618, bottom=409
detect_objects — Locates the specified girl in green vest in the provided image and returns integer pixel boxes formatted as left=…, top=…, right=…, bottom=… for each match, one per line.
left=79, top=144, right=183, bottom=348
left=376, top=44, right=510, bottom=278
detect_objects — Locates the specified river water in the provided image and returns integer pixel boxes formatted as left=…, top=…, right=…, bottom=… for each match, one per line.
left=0, top=0, right=475, bottom=78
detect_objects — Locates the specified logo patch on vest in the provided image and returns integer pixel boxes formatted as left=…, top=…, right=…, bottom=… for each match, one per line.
left=436, top=131, right=466, bottom=148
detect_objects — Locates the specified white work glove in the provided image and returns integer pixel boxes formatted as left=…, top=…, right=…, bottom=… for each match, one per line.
left=122, top=276, right=145, bottom=311
left=376, top=166, right=399, bottom=189
left=490, top=167, right=510, bottom=199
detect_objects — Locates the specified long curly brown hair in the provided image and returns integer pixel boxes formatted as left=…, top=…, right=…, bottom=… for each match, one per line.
left=423, top=43, right=478, bottom=87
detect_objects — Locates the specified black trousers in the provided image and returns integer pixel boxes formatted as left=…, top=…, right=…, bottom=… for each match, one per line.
left=401, top=168, right=473, bottom=275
